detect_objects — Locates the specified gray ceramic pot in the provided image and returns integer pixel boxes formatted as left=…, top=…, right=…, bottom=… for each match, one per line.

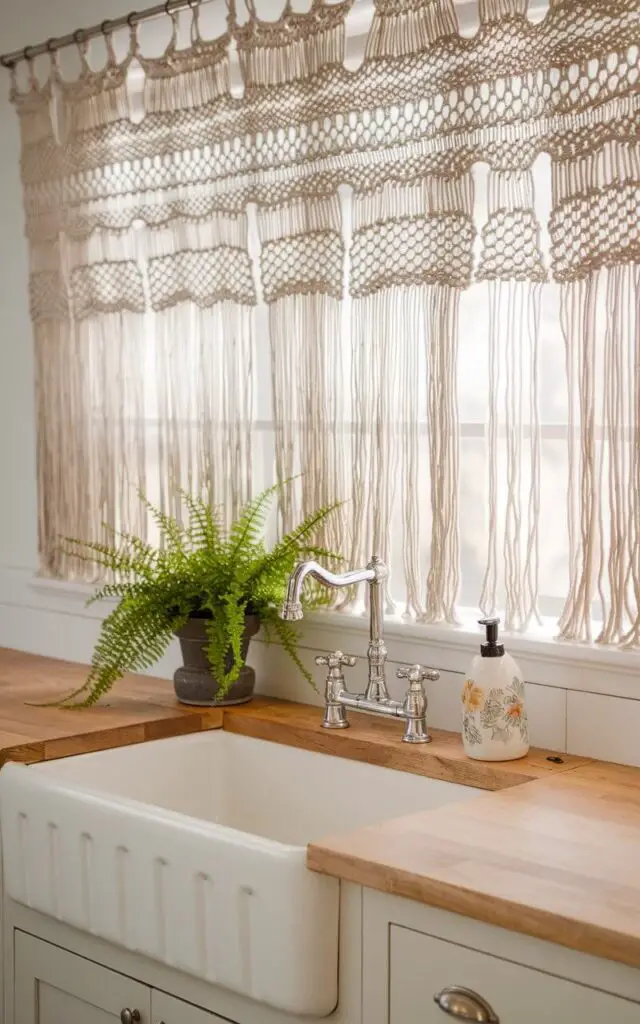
left=173, top=613, right=260, bottom=706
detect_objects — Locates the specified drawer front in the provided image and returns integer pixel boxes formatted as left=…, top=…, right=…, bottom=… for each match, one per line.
left=390, top=926, right=640, bottom=1024
left=14, top=931, right=150, bottom=1024
left=152, top=991, right=229, bottom=1023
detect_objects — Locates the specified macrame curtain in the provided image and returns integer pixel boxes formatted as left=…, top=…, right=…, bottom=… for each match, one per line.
left=9, top=0, right=640, bottom=647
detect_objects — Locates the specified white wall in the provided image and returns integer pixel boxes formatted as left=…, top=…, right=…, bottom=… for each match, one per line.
left=1, top=1, right=640, bottom=767
left=0, top=2, right=140, bottom=574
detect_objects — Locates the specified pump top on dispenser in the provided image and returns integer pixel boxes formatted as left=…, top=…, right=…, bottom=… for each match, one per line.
left=479, top=617, right=504, bottom=657
left=461, top=617, right=529, bottom=761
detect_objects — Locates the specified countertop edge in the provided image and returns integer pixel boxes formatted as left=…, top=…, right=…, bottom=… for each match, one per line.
left=306, top=841, right=640, bottom=970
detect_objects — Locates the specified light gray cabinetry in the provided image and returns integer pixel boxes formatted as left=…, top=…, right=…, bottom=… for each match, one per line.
left=390, top=924, right=640, bottom=1024
left=152, top=991, right=229, bottom=1023
left=14, top=931, right=149, bottom=1024
left=13, top=932, right=230, bottom=1024
left=363, top=889, right=640, bottom=1024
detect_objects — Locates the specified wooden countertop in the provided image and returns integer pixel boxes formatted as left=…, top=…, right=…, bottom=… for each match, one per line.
left=308, top=761, right=640, bottom=969
left=223, top=693, right=591, bottom=789
left=1, top=648, right=640, bottom=970
left=0, top=648, right=223, bottom=764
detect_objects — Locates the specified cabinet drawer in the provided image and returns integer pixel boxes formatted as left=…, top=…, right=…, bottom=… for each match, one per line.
left=152, top=991, right=230, bottom=1023
left=14, top=931, right=150, bottom=1024
left=390, top=925, right=640, bottom=1024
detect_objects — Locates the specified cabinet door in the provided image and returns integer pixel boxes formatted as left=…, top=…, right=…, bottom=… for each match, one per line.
left=390, top=926, right=640, bottom=1024
left=14, top=930, right=150, bottom=1024
left=152, top=991, right=231, bottom=1023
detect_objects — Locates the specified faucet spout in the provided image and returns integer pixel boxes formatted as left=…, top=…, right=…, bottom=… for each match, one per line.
left=281, top=560, right=376, bottom=622
left=281, top=555, right=389, bottom=702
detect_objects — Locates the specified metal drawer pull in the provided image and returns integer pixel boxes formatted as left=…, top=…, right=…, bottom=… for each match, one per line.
left=120, top=1011, right=141, bottom=1024
left=434, top=987, right=499, bottom=1023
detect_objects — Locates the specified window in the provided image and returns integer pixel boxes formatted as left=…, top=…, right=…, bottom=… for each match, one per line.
left=12, top=0, right=640, bottom=648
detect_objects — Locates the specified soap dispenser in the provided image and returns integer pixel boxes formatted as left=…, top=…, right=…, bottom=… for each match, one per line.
left=461, top=618, right=529, bottom=761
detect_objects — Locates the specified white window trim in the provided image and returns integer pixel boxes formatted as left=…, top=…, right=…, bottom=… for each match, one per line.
left=24, top=574, right=640, bottom=700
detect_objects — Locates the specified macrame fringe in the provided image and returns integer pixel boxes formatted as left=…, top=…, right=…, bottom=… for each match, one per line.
left=557, top=265, right=640, bottom=648
left=421, top=284, right=461, bottom=625
left=270, top=292, right=345, bottom=559
left=349, top=287, right=409, bottom=612
left=348, top=284, right=461, bottom=622
left=557, top=275, right=598, bottom=642
left=143, top=59, right=230, bottom=114
left=235, top=3, right=350, bottom=89
left=365, top=0, right=458, bottom=59
left=41, top=312, right=147, bottom=581
left=59, top=33, right=135, bottom=133
left=351, top=174, right=472, bottom=229
left=478, top=167, right=544, bottom=631
left=154, top=301, right=255, bottom=530
left=259, top=195, right=342, bottom=240
left=479, top=278, right=542, bottom=631
left=35, top=321, right=89, bottom=579
left=556, top=135, right=640, bottom=646
left=597, top=265, right=639, bottom=646
left=478, top=0, right=528, bottom=22
left=256, top=192, right=345, bottom=547
left=140, top=33, right=230, bottom=114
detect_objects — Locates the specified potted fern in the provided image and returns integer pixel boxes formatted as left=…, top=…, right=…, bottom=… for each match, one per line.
left=58, top=483, right=339, bottom=708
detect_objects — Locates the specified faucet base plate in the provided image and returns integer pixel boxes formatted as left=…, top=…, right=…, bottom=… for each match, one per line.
left=323, top=705, right=350, bottom=730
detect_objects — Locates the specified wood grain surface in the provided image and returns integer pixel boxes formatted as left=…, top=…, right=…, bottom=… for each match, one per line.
left=224, top=697, right=591, bottom=790
left=0, top=647, right=223, bottom=766
left=307, top=761, right=640, bottom=968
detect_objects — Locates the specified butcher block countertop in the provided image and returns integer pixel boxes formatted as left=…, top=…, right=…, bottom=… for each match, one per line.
left=0, top=648, right=224, bottom=764
left=2, top=648, right=640, bottom=970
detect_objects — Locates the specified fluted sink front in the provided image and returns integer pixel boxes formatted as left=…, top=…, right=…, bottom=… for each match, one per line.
left=0, top=730, right=473, bottom=1016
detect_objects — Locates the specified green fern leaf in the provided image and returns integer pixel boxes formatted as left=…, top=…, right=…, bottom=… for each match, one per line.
left=54, top=483, right=340, bottom=707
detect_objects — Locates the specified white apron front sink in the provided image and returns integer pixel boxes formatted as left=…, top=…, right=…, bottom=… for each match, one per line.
left=0, top=729, right=476, bottom=1016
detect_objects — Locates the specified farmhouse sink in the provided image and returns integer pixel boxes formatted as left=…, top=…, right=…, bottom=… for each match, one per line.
left=0, top=730, right=476, bottom=1016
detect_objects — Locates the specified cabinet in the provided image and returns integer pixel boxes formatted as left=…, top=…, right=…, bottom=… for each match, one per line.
left=14, top=932, right=228, bottom=1024
left=363, top=890, right=640, bottom=1024
left=390, top=925, right=640, bottom=1024
left=152, top=991, right=228, bottom=1023
left=14, top=931, right=149, bottom=1024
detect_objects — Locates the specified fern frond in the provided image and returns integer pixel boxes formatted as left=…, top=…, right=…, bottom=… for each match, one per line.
left=137, top=492, right=187, bottom=554
left=181, top=491, right=224, bottom=552
left=225, top=481, right=283, bottom=561
left=64, top=597, right=182, bottom=707
left=266, top=615, right=319, bottom=694
left=247, top=503, right=341, bottom=585
left=60, top=537, right=157, bottom=581
left=57, top=482, right=340, bottom=707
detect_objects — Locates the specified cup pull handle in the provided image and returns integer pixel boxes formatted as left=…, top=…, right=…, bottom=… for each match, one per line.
left=434, top=987, right=499, bottom=1023
left=120, top=1011, right=141, bottom=1024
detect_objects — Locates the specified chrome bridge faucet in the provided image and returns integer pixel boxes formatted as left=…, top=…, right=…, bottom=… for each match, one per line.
left=281, top=555, right=439, bottom=744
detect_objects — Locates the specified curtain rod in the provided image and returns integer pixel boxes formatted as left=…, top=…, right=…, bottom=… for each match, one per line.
left=0, top=0, right=205, bottom=69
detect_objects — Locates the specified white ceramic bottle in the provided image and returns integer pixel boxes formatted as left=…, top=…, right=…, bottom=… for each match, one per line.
left=461, top=617, right=529, bottom=761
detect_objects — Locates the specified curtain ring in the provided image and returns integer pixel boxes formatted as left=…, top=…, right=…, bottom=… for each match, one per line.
left=73, top=28, right=85, bottom=45
left=101, top=19, right=112, bottom=35
left=46, top=38, right=57, bottom=53
left=127, top=11, right=138, bottom=27
left=165, top=0, right=172, bottom=12
left=23, top=45, right=33, bottom=62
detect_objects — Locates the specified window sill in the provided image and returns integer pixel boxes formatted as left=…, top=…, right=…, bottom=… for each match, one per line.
left=299, top=609, right=640, bottom=699
left=24, top=575, right=640, bottom=700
